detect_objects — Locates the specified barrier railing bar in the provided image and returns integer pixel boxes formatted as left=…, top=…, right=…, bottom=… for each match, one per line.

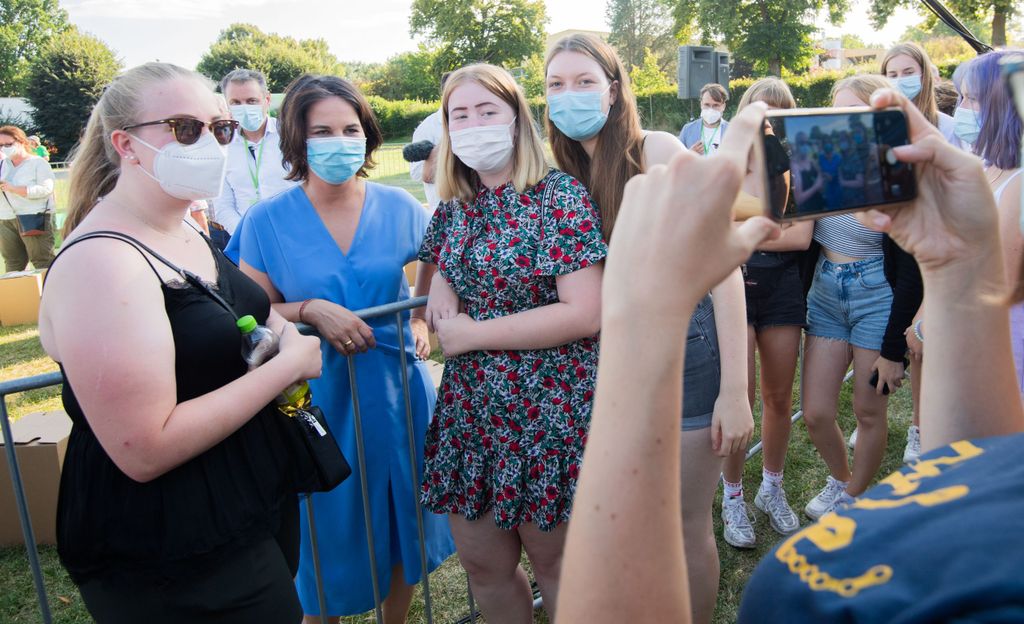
left=0, top=392, right=53, bottom=624
left=745, top=368, right=856, bottom=461
left=305, top=495, right=330, bottom=624
left=395, top=312, right=435, bottom=624
left=345, top=357, right=385, bottom=624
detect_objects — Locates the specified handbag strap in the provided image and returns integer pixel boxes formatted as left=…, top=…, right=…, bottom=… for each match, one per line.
left=538, top=169, right=569, bottom=243
left=55, top=230, right=239, bottom=321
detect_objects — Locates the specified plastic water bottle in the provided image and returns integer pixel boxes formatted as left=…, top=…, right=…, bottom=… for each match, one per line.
left=237, top=314, right=311, bottom=410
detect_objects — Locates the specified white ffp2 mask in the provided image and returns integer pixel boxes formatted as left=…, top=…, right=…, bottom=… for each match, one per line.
left=131, top=131, right=228, bottom=200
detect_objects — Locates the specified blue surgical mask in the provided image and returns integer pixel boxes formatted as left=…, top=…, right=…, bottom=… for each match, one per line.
left=306, top=137, right=366, bottom=185
left=230, top=104, right=266, bottom=133
left=953, top=106, right=981, bottom=144
left=547, top=86, right=610, bottom=141
left=890, top=74, right=922, bottom=100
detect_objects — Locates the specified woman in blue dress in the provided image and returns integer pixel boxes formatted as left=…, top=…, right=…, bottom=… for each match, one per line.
left=228, top=75, right=455, bottom=622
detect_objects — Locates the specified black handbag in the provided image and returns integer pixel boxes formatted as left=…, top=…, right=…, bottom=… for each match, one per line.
left=60, top=230, right=351, bottom=494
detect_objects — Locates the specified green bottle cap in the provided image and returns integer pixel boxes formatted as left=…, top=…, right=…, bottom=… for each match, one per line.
left=236, top=315, right=258, bottom=334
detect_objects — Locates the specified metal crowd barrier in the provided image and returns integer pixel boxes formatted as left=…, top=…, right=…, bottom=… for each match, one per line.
left=3, top=296, right=861, bottom=624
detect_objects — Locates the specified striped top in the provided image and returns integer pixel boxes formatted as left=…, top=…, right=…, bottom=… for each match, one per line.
left=813, top=214, right=884, bottom=258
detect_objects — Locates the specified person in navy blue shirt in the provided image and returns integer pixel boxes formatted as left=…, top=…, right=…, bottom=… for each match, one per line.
left=554, top=88, right=1024, bottom=623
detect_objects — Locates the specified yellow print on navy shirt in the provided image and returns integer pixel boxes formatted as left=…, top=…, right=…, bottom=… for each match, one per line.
left=775, top=440, right=984, bottom=597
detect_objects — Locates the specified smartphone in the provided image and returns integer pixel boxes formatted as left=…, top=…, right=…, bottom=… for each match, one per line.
left=756, top=107, right=916, bottom=222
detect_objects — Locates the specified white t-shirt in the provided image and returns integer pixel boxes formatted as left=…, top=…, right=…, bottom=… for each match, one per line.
left=409, top=109, right=443, bottom=212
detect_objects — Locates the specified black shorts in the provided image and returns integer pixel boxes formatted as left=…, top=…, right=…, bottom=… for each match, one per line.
left=744, top=261, right=807, bottom=329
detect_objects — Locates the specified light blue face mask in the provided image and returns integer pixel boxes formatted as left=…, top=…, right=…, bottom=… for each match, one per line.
left=890, top=74, right=923, bottom=100
left=230, top=104, right=266, bottom=133
left=306, top=136, right=366, bottom=185
left=547, top=86, right=611, bottom=141
left=952, top=106, right=981, bottom=144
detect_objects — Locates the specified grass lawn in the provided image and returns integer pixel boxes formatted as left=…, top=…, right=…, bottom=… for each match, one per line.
left=1, top=320, right=914, bottom=623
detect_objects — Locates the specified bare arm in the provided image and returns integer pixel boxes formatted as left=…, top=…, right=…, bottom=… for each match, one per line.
left=756, top=220, right=813, bottom=252
left=558, top=103, right=779, bottom=623
left=996, top=174, right=1023, bottom=287
left=708, top=268, right=754, bottom=455
left=436, top=260, right=602, bottom=354
left=40, top=244, right=322, bottom=483
left=435, top=263, right=603, bottom=355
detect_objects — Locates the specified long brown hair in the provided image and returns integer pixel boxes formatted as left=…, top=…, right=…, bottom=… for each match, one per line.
left=436, top=64, right=548, bottom=203
left=545, top=33, right=644, bottom=240
left=881, top=42, right=939, bottom=127
left=63, top=63, right=201, bottom=237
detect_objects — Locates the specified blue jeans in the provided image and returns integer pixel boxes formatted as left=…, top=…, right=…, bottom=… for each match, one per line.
left=681, top=295, right=720, bottom=431
left=806, top=254, right=893, bottom=351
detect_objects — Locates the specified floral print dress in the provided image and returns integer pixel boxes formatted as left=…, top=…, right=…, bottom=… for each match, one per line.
left=418, top=170, right=607, bottom=531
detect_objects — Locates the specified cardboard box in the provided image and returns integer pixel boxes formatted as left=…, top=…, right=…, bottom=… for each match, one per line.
left=0, top=269, right=45, bottom=326
left=0, top=411, right=72, bottom=545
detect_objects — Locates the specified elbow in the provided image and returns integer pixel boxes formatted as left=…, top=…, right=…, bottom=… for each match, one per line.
left=109, top=442, right=170, bottom=483
left=579, top=303, right=602, bottom=337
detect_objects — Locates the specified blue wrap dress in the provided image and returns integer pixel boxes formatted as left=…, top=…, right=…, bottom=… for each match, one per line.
left=228, top=182, right=455, bottom=616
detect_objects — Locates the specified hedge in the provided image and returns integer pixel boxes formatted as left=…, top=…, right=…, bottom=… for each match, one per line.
left=369, top=59, right=973, bottom=140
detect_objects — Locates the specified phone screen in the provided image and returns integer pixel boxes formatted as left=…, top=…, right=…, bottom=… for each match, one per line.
left=763, top=109, right=915, bottom=220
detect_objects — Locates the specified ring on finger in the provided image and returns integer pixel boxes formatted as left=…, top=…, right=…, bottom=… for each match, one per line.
left=343, top=339, right=355, bottom=347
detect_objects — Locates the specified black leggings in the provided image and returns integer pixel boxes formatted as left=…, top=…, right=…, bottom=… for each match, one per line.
left=79, top=500, right=302, bottom=624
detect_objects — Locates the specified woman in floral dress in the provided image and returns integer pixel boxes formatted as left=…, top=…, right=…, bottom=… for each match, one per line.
left=417, top=63, right=606, bottom=624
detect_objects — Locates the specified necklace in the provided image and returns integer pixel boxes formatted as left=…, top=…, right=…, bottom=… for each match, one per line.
left=103, top=197, right=192, bottom=243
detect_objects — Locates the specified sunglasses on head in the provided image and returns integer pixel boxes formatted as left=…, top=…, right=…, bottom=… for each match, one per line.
left=122, top=117, right=239, bottom=146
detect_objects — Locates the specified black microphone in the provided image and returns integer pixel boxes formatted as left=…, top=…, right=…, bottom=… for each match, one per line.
left=402, top=140, right=435, bottom=163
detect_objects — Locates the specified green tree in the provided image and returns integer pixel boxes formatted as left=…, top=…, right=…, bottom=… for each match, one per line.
left=606, top=0, right=678, bottom=75
left=871, top=0, right=1014, bottom=47
left=24, top=28, right=122, bottom=155
left=409, top=0, right=548, bottom=74
left=630, top=48, right=672, bottom=92
left=0, top=0, right=71, bottom=95
left=196, top=23, right=344, bottom=92
left=511, top=53, right=547, bottom=99
left=673, top=0, right=848, bottom=76
left=368, top=48, right=442, bottom=102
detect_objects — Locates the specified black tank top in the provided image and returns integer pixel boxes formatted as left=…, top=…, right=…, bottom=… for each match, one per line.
left=52, top=232, right=294, bottom=583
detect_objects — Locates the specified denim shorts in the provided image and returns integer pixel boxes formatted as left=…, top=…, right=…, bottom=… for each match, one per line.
left=806, top=254, right=894, bottom=351
left=681, top=295, right=720, bottom=431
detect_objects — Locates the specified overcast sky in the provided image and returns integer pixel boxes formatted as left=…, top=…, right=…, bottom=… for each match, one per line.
left=60, top=0, right=921, bottom=70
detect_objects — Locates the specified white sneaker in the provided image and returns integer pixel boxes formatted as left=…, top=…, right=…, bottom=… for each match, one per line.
left=848, top=427, right=858, bottom=449
left=903, top=425, right=921, bottom=463
left=721, top=496, right=756, bottom=549
left=805, top=476, right=847, bottom=520
left=754, top=485, right=800, bottom=535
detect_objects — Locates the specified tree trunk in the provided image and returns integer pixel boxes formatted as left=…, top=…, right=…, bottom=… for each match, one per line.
left=769, top=58, right=781, bottom=77
left=992, top=6, right=1006, bottom=47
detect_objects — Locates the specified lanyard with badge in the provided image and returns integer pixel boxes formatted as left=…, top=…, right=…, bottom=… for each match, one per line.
left=700, top=124, right=721, bottom=156
left=242, top=136, right=265, bottom=207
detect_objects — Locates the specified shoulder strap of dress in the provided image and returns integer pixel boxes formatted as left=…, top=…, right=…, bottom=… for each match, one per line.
left=49, top=230, right=239, bottom=320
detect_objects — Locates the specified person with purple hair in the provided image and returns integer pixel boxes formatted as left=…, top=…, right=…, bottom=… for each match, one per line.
left=945, top=51, right=1024, bottom=393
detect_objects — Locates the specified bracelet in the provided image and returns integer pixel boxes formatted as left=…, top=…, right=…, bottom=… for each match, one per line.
left=913, top=319, right=924, bottom=343
left=298, top=299, right=313, bottom=323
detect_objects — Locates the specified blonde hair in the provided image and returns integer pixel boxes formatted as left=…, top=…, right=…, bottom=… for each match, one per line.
left=64, top=62, right=210, bottom=237
left=545, top=33, right=644, bottom=240
left=737, top=77, right=797, bottom=111
left=437, top=64, right=547, bottom=203
left=831, top=74, right=891, bottom=106
left=881, top=42, right=939, bottom=126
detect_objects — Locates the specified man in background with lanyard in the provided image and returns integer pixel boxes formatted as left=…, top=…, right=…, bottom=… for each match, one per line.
left=210, top=68, right=296, bottom=250
left=678, top=83, right=730, bottom=157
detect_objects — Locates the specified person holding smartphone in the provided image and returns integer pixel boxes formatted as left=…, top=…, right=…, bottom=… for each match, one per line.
left=545, top=33, right=752, bottom=624
left=556, top=86, right=1024, bottom=624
